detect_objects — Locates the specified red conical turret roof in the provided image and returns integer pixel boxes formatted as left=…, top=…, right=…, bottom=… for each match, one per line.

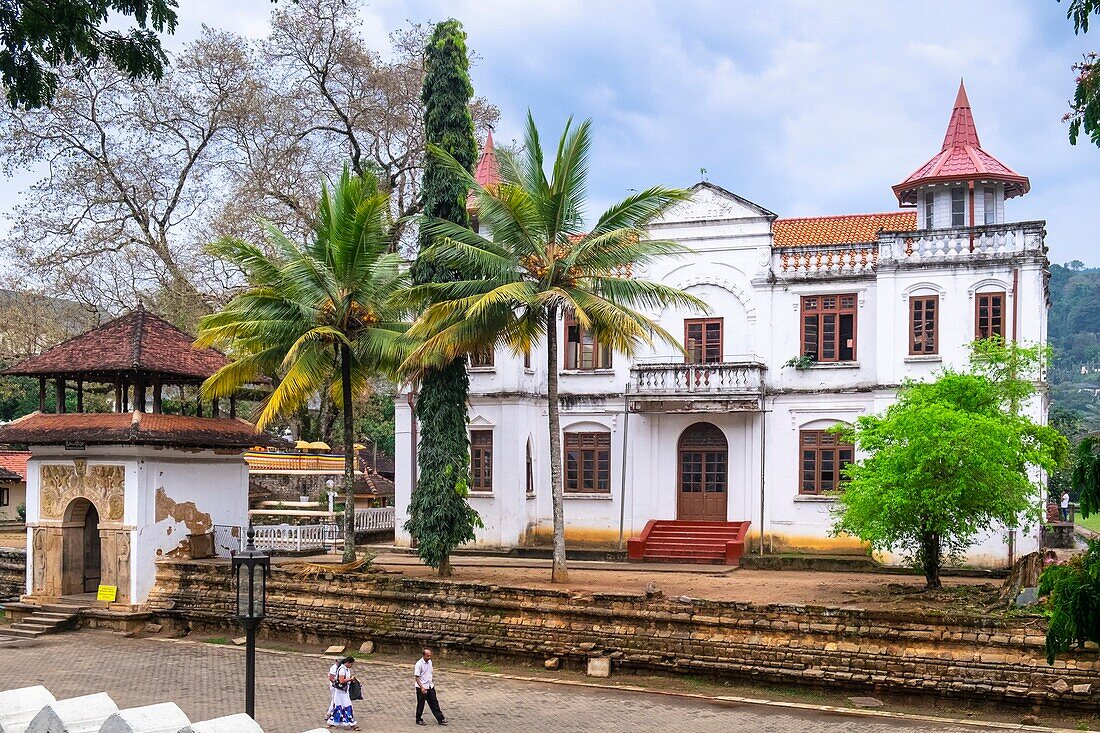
left=892, top=81, right=1029, bottom=205
left=468, top=129, right=501, bottom=211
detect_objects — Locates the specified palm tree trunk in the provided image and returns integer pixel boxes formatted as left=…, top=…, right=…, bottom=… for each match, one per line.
left=547, top=303, right=568, bottom=582
left=340, top=343, right=356, bottom=563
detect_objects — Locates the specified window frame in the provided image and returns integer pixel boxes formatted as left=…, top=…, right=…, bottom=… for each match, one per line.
left=951, top=187, right=966, bottom=227
left=974, top=291, right=1007, bottom=340
left=684, top=318, right=724, bottom=364
left=525, top=440, right=535, bottom=496
left=469, top=429, right=494, bottom=493
left=469, top=348, right=495, bottom=369
left=924, top=191, right=935, bottom=229
left=563, top=431, right=612, bottom=493
left=908, top=294, right=939, bottom=356
left=799, top=429, right=854, bottom=496
left=983, top=187, right=996, bottom=226
left=564, top=313, right=612, bottom=371
left=0, top=486, right=8, bottom=507
left=800, top=294, right=858, bottom=363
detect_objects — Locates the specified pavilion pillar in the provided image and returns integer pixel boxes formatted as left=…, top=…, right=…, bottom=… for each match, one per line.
left=114, top=382, right=123, bottom=412
left=55, top=378, right=65, bottom=414
left=229, top=394, right=237, bottom=419
left=196, top=391, right=203, bottom=418
left=76, top=378, right=84, bottom=413
left=213, top=398, right=220, bottom=418
left=134, top=375, right=147, bottom=413
left=153, top=379, right=162, bottom=414
left=38, top=377, right=46, bottom=413
left=123, top=381, right=130, bottom=412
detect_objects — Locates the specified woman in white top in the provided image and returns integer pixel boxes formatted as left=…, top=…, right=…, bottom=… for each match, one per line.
left=326, top=656, right=359, bottom=730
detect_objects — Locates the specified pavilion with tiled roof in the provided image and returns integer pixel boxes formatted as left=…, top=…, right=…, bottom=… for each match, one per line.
left=0, top=306, right=266, bottom=608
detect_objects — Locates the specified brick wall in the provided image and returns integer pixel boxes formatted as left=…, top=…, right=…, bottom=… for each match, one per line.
left=148, top=560, right=1098, bottom=709
left=0, top=547, right=25, bottom=599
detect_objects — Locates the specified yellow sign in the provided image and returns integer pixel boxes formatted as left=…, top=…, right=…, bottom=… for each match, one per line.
left=96, top=585, right=117, bottom=602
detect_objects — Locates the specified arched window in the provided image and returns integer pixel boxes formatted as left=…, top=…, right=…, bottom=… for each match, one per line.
left=525, top=439, right=534, bottom=496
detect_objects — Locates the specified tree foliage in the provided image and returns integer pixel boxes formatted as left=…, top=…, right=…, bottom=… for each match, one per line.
left=404, top=19, right=482, bottom=576
left=0, top=0, right=497, bottom=326
left=403, top=112, right=705, bottom=582
left=1073, top=436, right=1100, bottom=518
left=832, top=371, right=1066, bottom=589
left=0, top=0, right=177, bottom=109
left=1039, top=539, right=1100, bottom=663
left=195, top=167, right=407, bottom=562
left=1062, top=0, right=1100, bottom=147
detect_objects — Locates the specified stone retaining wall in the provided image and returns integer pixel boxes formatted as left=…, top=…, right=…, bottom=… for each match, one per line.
left=0, top=547, right=25, bottom=600
left=148, top=560, right=1098, bottom=710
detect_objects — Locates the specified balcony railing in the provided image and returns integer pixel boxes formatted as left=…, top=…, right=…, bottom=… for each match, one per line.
left=771, top=221, right=1046, bottom=278
left=628, top=357, right=766, bottom=398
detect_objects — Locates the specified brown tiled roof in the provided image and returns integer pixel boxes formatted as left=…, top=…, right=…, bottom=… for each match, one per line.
left=2, top=306, right=228, bottom=380
left=772, top=211, right=917, bottom=247
left=356, top=469, right=395, bottom=497
left=0, top=450, right=30, bottom=480
left=0, top=466, right=20, bottom=482
left=0, top=411, right=277, bottom=449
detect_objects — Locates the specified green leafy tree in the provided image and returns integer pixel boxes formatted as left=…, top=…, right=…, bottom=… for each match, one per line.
left=404, top=19, right=482, bottom=577
left=832, top=372, right=1066, bottom=589
left=404, top=113, right=705, bottom=582
left=1039, top=539, right=1100, bottom=663
left=0, top=0, right=178, bottom=108
left=1062, top=0, right=1100, bottom=147
left=196, top=167, right=407, bottom=562
left=1073, top=436, right=1100, bottom=518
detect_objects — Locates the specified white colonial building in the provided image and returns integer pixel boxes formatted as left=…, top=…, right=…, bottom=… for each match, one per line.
left=395, top=83, right=1049, bottom=568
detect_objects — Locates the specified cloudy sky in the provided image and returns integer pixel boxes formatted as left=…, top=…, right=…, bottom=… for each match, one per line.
left=21, top=0, right=1100, bottom=263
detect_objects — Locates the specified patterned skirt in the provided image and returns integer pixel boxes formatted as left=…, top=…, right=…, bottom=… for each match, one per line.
left=327, top=687, right=357, bottom=728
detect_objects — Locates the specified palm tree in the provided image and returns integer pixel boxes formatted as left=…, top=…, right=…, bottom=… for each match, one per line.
left=196, top=167, right=407, bottom=562
left=403, top=113, right=706, bottom=582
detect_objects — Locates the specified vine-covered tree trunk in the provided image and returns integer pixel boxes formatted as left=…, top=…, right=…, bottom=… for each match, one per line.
left=341, top=344, right=356, bottom=563
left=547, top=303, right=568, bottom=582
left=403, top=19, right=481, bottom=573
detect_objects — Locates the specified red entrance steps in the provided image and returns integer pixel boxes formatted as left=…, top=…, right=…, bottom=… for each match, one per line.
left=626, top=520, right=751, bottom=565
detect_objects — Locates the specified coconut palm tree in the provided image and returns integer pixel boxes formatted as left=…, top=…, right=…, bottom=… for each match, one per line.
left=403, top=113, right=706, bottom=582
left=196, top=167, right=407, bottom=562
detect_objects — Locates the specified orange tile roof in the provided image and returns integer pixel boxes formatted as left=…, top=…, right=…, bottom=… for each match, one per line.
left=0, top=450, right=29, bottom=480
left=772, top=211, right=916, bottom=247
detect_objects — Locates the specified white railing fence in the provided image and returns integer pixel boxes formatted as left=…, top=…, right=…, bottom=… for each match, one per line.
left=213, top=507, right=395, bottom=556
left=628, top=361, right=766, bottom=396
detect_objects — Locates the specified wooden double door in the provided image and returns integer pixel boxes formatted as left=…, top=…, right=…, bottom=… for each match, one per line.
left=677, top=422, right=728, bottom=521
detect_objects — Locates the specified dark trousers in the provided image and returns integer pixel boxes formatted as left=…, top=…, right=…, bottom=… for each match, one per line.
left=416, top=687, right=445, bottom=723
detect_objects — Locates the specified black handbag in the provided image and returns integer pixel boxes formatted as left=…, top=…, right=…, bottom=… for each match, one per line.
left=349, top=679, right=363, bottom=701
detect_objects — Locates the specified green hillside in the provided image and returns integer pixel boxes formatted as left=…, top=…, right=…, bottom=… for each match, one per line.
left=1048, top=262, right=1100, bottom=417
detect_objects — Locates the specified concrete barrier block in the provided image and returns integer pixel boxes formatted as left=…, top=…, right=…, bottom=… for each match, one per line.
left=586, top=657, right=610, bottom=678
left=100, top=704, right=190, bottom=733
left=0, top=686, right=57, bottom=733
left=178, top=715, right=263, bottom=733
left=26, top=693, right=118, bottom=733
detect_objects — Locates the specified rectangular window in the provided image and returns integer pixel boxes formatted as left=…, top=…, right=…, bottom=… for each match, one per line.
left=469, top=348, right=494, bottom=368
left=0, top=487, right=7, bottom=507
left=924, top=191, right=935, bottom=229
left=684, top=318, right=723, bottom=364
left=984, top=187, right=996, bottom=225
left=975, top=291, right=1006, bottom=340
left=951, top=187, right=966, bottom=227
left=909, top=295, right=938, bottom=355
left=525, top=442, right=534, bottom=495
left=564, top=431, right=611, bottom=493
left=523, top=349, right=531, bottom=370
left=800, top=430, right=854, bottom=495
left=801, top=294, right=857, bottom=363
left=470, top=430, right=493, bottom=492
left=564, top=314, right=612, bottom=370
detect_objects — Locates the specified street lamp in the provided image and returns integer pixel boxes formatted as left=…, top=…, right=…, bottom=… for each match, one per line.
left=233, top=524, right=270, bottom=718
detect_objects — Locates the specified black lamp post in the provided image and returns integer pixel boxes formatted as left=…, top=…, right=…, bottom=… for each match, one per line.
left=233, top=524, right=270, bottom=718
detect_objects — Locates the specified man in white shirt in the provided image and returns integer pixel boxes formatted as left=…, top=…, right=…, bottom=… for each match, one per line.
left=1061, top=490, right=1071, bottom=522
left=414, top=647, right=447, bottom=726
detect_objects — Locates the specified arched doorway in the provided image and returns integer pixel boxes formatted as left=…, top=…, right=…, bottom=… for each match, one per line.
left=62, top=498, right=102, bottom=596
left=677, top=422, right=728, bottom=521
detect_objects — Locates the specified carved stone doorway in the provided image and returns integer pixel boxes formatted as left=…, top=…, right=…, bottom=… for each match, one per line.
left=62, top=498, right=102, bottom=595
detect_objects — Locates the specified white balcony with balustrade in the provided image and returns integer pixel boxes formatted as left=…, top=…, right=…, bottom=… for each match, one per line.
left=626, top=356, right=766, bottom=413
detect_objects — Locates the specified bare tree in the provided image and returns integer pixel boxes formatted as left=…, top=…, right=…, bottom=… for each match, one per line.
left=1, top=0, right=498, bottom=324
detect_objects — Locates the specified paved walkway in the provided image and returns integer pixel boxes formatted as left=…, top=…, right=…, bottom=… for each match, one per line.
left=0, top=632, right=1025, bottom=733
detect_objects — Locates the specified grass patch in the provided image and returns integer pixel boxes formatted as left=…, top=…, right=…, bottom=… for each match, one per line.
left=203, top=637, right=230, bottom=645
left=460, top=658, right=501, bottom=674
left=1076, top=513, right=1100, bottom=534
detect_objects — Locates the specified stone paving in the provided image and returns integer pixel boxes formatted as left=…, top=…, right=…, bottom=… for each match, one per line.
left=0, top=632, right=1018, bottom=733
